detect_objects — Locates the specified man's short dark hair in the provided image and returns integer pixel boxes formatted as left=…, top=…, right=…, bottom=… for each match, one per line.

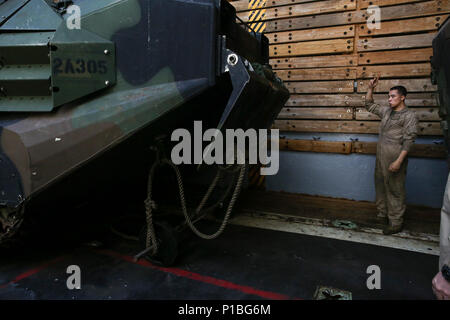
left=390, top=86, right=407, bottom=97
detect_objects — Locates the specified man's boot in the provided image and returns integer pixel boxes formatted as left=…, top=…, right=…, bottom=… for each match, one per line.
left=376, top=213, right=388, bottom=225
left=383, top=224, right=403, bottom=235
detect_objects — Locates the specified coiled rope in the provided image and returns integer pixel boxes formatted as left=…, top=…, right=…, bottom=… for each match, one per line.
left=135, top=158, right=246, bottom=261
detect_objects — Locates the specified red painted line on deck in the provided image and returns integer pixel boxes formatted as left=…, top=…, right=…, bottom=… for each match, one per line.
left=0, top=256, right=66, bottom=289
left=96, top=249, right=299, bottom=300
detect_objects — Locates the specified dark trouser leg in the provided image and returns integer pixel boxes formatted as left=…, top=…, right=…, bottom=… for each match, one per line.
left=385, top=161, right=407, bottom=227
left=375, top=155, right=388, bottom=218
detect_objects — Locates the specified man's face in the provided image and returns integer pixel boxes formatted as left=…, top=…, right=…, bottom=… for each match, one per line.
left=388, top=90, right=405, bottom=108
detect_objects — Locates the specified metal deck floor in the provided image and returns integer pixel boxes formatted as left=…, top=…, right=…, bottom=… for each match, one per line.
left=0, top=217, right=439, bottom=300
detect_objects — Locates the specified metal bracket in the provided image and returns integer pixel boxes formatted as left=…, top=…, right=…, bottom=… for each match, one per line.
left=217, top=49, right=250, bottom=130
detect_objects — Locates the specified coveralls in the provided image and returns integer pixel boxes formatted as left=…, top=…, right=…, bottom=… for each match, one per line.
left=365, top=100, right=419, bottom=227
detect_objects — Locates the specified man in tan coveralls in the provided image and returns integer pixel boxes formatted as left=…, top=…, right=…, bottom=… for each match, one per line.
left=365, top=77, right=419, bottom=235
left=432, top=173, right=450, bottom=300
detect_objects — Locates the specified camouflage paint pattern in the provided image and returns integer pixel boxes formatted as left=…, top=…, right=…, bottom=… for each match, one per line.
left=0, top=0, right=289, bottom=243
left=0, top=0, right=218, bottom=208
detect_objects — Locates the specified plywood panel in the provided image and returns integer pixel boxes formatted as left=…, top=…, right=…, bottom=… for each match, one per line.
left=276, top=67, right=357, bottom=81
left=375, top=0, right=450, bottom=21
left=271, top=39, right=354, bottom=57
left=285, top=80, right=355, bottom=93
left=357, top=33, right=434, bottom=51
left=279, top=138, right=447, bottom=158
left=267, top=25, right=355, bottom=44
left=237, top=0, right=356, bottom=22
left=266, top=11, right=365, bottom=32
left=356, top=63, right=432, bottom=78
left=286, top=94, right=437, bottom=107
left=357, top=48, right=433, bottom=65
left=273, top=119, right=442, bottom=135
left=274, top=119, right=380, bottom=133
left=265, top=0, right=449, bottom=32
left=270, top=54, right=357, bottom=69
left=357, top=78, right=437, bottom=92
left=231, top=0, right=321, bottom=12
left=353, top=141, right=446, bottom=158
left=287, top=94, right=363, bottom=106
left=359, top=0, right=425, bottom=9
left=355, top=107, right=440, bottom=121
left=286, top=93, right=438, bottom=106
left=278, top=107, right=354, bottom=119
left=359, top=15, right=448, bottom=36
left=279, top=138, right=353, bottom=154
left=372, top=93, right=438, bottom=106
left=230, top=0, right=445, bottom=143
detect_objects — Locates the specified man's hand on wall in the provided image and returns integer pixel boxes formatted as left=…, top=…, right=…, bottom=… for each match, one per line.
left=432, top=272, right=450, bottom=300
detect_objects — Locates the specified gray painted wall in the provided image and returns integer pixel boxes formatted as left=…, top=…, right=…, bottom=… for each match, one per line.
left=266, top=132, right=449, bottom=208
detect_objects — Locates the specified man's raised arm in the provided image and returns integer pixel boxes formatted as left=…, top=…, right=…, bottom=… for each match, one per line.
left=366, top=76, right=378, bottom=103
left=364, top=76, right=385, bottom=118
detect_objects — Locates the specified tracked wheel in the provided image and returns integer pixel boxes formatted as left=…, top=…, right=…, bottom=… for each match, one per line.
left=0, top=205, right=25, bottom=247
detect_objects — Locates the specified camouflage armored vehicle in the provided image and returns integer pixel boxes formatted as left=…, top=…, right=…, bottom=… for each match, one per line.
left=0, top=0, right=289, bottom=263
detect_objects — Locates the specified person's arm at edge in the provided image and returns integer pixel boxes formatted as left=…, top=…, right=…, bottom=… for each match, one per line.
left=433, top=173, right=450, bottom=300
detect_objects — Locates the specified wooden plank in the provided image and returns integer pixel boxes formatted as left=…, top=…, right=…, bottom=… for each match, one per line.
left=356, top=63, right=432, bottom=78
left=270, top=54, right=357, bottom=70
left=357, top=33, right=434, bottom=52
left=267, top=25, right=355, bottom=44
left=371, top=93, right=438, bottom=106
left=237, top=0, right=356, bottom=22
left=286, top=94, right=364, bottom=106
left=279, top=138, right=353, bottom=154
left=359, top=15, right=448, bottom=36
left=373, top=0, right=450, bottom=21
left=274, top=119, right=381, bottom=133
left=279, top=138, right=447, bottom=158
left=355, top=107, right=440, bottom=121
left=265, top=11, right=365, bottom=32
left=263, top=0, right=449, bottom=32
left=357, top=48, right=433, bottom=65
left=271, top=39, right=354, bottom=57
left=273, top=119, right=442, bottom=135
left=286, top=93, right=437, bottom=107
left=285, top=80, right=355, bottom=93
left=276, top=67, right=357, bottom=81
left=278, top=107, right=354, bottom=119
left=230, top=0, right=254, bottom=12
left=359, top=0, right=425, bottom=9
left=357, top=78, right=437, bottom=93
left=353, top=141, right=447, bottom=158
left=265, top=0, right=450, bottom=32
left=231, top=0, right=322, bottom=12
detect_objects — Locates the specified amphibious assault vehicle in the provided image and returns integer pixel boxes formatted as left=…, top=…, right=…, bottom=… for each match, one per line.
left=0, top=0, right=289, bottom=264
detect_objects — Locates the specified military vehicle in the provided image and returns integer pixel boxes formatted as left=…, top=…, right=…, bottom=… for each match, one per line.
left=0, top=0, right=289, bottom=264
left=432, top=16, right=450, bottom=162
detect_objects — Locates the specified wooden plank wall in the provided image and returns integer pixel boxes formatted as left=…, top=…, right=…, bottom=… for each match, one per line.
left=228, top=0, right=450, bottom=159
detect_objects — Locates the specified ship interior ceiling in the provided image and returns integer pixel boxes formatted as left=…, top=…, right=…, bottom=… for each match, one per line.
left=0, top=0, right=450, bottom=301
